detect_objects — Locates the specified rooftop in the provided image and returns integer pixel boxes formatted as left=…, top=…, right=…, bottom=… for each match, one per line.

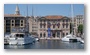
left=45, top=15, right=63, bottom=19
left=4, top=14, right=24, bottom=17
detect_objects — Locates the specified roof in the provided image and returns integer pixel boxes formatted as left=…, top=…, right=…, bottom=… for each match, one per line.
left=4, top=14, right=24, bottom=17
left=45, top=15, right=63, bottom=19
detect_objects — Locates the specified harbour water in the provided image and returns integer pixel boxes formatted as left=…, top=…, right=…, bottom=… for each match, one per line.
left=4, top=39, right=84, bottom=49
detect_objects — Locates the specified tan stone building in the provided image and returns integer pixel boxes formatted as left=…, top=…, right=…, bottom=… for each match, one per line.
left=36, top=15, right=71, bottom=39
left=75, top=15, right=84, bottom=28
left=70, top=15, right=84, bottom=36
left=29, top=16, right=39, bottom=35
left=74, top=15, right=84, bottom=36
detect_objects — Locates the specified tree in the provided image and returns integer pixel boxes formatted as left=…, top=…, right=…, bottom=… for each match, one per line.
left=78, top=24, right=83, bottom=34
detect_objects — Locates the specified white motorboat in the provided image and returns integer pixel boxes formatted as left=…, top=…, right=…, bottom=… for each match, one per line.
left=80, top=40, right=84, bottom=44
left=76, top=37, right=84, bottom=44
left=61, top=34, right=77, bottom=42
left=9, top=33, right=35, bottom=45
left=61, top=34, right=84, bottom=43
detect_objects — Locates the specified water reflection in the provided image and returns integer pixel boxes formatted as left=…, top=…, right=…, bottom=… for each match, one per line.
left=4, top=39, right=84, bottom=49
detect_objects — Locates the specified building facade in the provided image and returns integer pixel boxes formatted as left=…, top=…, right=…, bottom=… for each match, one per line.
left=4, top=5, right=26, bottom=34
left=4, top=5, right=84, bottom=39
left=29, top=16, right=39, bottom=35
left=37, top=16, right=71, bottom=39
left=74, top=15, right=84, bottom=36
left=75, top=15, right=84, bottom=28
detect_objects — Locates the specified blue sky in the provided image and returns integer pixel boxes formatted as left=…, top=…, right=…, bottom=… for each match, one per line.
left=4, top=4, right=84, bottom=17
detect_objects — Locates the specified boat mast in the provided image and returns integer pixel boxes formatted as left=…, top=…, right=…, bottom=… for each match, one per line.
left=25, top=4, right=29, bottom=33
left=71, top=4, right=74, bottom=36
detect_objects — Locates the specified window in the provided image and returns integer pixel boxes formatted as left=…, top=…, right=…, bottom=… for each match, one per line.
left=21, top=20, right=23, bottom=23
left=57, top=23, right=60, bottom=28
left=47, top=22, right=51, bottom=28
left=44, top=20, right=45, bottom=22
left=21, top=24, right=23, bottom=26
left=12, top=24, right=14, bottom=26
left=63, top=20, right=64, bottom=22
left=58, top=26, right=60, bottom=28
left=15, top=20, right=20, bottom=26
left=40, top=24, right=42, bottom=28
left=40, top=33, right=42, bottom=38
left=66, top=33, right=68, bottom=35
left=35, top=19, right=36, bottom=22
left=57, top=32, right=60, bottom=37
left=63, top=33, right=64, bottom=37
left=12, top=20, right=14, bottom=23
left=40, top=20, right=42, bottom=23
left=53, top=25, right=55, bottom=28
left=63, top=24, right=64, bottom=28
left=66, top=24, right=68, bottom=28
left=43, top=33, right=46, bottom=37
left=66, top=20, right=68, bottom=22
left=6, top=20, right=10, bottom=24
left=44, top=25, right=45, bottom=28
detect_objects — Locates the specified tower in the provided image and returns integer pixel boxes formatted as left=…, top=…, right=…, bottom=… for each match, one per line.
left=15, top=4, right=20, bottom=15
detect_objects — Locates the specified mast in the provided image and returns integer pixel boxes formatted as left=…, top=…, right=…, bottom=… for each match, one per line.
left=32, top=5, right=34, bottom=19
left=25, top=4, right=29, bottom=33
left=71, top=4, right=74, bottom=35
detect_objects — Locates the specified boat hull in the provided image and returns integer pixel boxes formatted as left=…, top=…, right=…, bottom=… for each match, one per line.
left=9, top=37, right=35, bottom=45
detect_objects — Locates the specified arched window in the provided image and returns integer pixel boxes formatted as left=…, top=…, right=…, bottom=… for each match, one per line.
left=57, top=32, right=60, bottom=37
left=53, top=24, right=55, bottom=28
left=63, top=33, right=65, bottom=37
left=47, top=22, right=51, bottom=28
left=57, top=23, right=60, bottom=28
left=43, top=33, right=46, bottom=37
left=40, top=33, right=42, bottom=38
left=40, top=23, right=42, bottom=28
left=66, top=24, right=68, bottom=28
left=63, top=24, right=64, bottom=28
left=66, top=33, right=68, bottom=35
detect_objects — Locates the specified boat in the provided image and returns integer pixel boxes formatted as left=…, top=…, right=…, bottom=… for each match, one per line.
left=31, top=35, right=39, bottom=41
left=35, top=37, right=39, bottom=41
left=4, top=34, right=11, bottom=45
left=8, top=33, right=35, bottom=45
left=76, top=37, right=84, bottom=44
left=61, top=34, right=78, bottom=42
left=80, top=40, right=84, bottom=44
left=61, top=34, right=84, bottom=43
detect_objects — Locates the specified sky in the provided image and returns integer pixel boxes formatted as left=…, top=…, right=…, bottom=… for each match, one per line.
left=4, top=4, right=84, bottom=17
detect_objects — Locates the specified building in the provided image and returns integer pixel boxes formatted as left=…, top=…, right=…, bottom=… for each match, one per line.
left=4, top=5, right=26, bottom=34
left=37, top=15, right=71, bottom=39
left=75, top=15, right=84, bottom=28
left=29, top=16, right=39, bottom=35
left=5, top=5, right=83, bottom=39
left=72, top=15, right=84, bottom=36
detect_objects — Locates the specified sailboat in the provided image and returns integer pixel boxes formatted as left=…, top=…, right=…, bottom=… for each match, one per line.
left=61, top=4, right=84, bottom=43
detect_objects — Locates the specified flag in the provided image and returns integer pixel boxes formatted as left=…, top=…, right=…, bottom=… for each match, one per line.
left=48, top=28, right=51, bottom=37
